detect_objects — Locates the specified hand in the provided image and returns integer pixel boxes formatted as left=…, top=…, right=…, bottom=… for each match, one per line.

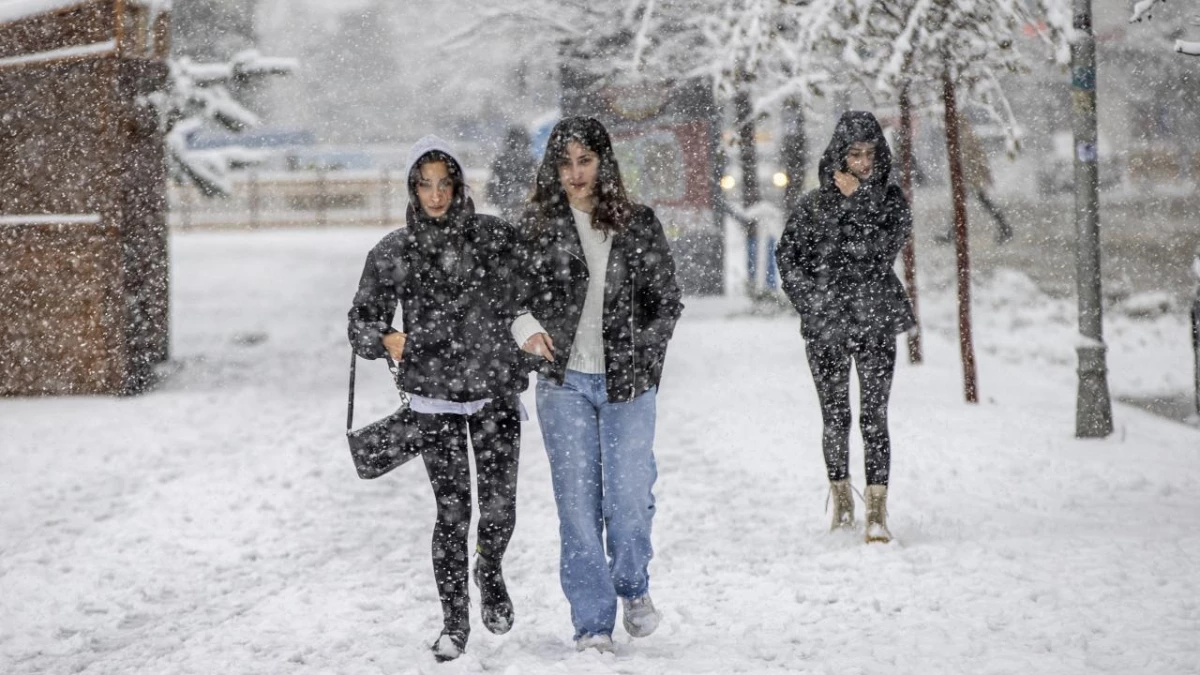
left=381, top=332, right=407, bottom=362
left=834, top=170, right=860, bottom=197
left=522, top=332, right=555, bottom=361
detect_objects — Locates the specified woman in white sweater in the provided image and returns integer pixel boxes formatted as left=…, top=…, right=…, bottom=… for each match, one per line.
left=512, top=117, right=683, bottom=653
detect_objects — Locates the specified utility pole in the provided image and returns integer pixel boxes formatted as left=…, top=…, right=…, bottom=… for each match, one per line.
left=1071, top=0, right=1113, bottom=437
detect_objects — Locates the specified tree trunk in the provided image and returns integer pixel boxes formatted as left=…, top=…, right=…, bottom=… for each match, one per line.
left=734, top=85, right=761, bottom=293
left=898, top=85, right=922, bottom=365
left=781, top=96, right=806, bottom=214
left=942, top=69, right=978, bottom=403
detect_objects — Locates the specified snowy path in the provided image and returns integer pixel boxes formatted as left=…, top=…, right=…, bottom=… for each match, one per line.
left=2, top=229, right=1198, bottom=675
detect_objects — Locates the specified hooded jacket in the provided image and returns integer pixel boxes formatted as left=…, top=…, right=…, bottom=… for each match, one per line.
left=776, top=111, right=917, bottom=344
left=514, top=198, right=683, bottom=403
left=347, top=135, right=529, bottom=401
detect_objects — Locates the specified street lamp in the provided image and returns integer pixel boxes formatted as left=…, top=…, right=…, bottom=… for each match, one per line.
left=1071, top=0, right=1114, bottom=437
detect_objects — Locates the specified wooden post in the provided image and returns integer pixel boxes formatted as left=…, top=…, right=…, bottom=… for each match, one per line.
left=248, top=170, right=260, bottom=229
left=942, top=67, right=978, bottom=403
left=316, top=167, right=328, bottom=227
left=899, top=85, right=923, bottom=365
left=181, top=185, right=192, bottom=231
left=381, top=168, right=390, bottom=227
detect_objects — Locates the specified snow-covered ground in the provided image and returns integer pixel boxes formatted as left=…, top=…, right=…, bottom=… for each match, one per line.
left=2, top=227, right=1198, bottom=675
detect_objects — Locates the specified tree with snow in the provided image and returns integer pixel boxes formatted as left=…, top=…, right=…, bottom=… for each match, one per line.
left=147, top=49, right=296, bottom=197
left=1131, top=0, right=1200, bottom=56
left=820, top=0, right=1074, bottom=402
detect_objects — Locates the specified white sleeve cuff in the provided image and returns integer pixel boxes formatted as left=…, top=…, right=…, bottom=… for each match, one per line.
left=511, top=312, right=547, bottom=349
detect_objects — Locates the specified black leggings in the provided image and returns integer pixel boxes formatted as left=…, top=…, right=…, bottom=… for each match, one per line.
left=417, top=397, right=521, bottom=635
left=805, top=336, right=896, bottom=486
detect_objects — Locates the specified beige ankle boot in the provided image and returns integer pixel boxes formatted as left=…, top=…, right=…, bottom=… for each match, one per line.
left=829, top=479, right=855, bottom=531
left=864, top=485, right=892, bottom=543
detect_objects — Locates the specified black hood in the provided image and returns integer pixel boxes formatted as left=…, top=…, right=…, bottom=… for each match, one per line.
left=817, top=111, right=893, bottom=192
left=404, top=135, right=472, bottom=229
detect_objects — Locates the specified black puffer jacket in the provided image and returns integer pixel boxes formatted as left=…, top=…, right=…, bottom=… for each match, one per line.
left=516, top=202, right=683, bottom=403
left=776, top=111, right=917, bottom=344
left=348, top=198, right=528, bottom=402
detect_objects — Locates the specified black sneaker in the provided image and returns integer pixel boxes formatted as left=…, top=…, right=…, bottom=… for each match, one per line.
left=431, top=629, right=467, bottom=662
left=473, top=553, right=514, bottom=634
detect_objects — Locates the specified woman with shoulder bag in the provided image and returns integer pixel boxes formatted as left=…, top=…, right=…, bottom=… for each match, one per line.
left=511, top=117, right=683, bottom=653
left=347, top=136, right=529, bottom=662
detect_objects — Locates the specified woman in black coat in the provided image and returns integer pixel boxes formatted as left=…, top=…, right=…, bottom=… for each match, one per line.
left=775, top=111, right=916, bottom=545
left=511, top=117, right=683, bottom=653
left=347, top=136, right=528, bottom=662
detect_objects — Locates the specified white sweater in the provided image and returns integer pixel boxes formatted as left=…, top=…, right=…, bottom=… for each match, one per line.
left=511, top=206, right=611, bottom=374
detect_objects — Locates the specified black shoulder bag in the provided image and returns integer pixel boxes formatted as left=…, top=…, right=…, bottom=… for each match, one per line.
left=345, top=349, right=423, bottom=479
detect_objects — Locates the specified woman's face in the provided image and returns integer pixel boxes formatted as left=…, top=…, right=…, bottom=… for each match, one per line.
left=558, top=141, right=599, bottom=209
left=845, top=141, right=875, bottom=180
left=416, top=160, right=453, bottom=218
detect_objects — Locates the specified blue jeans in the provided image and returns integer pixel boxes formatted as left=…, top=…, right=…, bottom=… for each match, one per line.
left=535, top=370, right=658, bottom=639
left=747, top=234, right=778, bottom=289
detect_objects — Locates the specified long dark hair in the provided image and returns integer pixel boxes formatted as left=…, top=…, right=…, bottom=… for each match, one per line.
left=528, top=116, right=632, bottom=236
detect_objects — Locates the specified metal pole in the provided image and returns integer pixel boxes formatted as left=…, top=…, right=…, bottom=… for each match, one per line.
left=1071, top=0, right=1113, bottom=437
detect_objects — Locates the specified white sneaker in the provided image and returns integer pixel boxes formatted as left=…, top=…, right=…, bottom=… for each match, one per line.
left=575, top=633, right=615, bottom=654
left=621, top=594, right=661, bottom=638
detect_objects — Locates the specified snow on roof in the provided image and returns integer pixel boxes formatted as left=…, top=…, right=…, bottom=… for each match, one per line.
left=0, top=38, right=114, bottom=68
left=0, top=0, right=90, bottom=26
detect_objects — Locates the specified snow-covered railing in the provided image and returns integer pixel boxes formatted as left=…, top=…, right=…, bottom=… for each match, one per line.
left=0, top=0, right=90, bottom=26
left=167, top=168, right=489, bottom=231
left=1177, top=40, right=1200, bottom=57
left=0, top=40, right=115, bottom=69
left=0, top=213, right=102, bottom=226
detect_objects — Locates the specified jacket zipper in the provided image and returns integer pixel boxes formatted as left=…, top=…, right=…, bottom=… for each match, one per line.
left=629, top=260, right=637, bottom=400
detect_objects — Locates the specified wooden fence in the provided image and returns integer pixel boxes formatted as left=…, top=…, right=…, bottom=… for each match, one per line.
left=168, top=168, right=491, bottom=230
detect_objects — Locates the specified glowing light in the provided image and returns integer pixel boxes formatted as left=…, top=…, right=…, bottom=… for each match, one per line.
left=773, top=172, right=789, bottom=188
left=720, top=175, right=736, bottom=190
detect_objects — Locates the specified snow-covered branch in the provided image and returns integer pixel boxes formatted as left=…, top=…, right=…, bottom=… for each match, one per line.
left=1131, top=0, right=1199, bottom=56
left=149, top=50, right=297, bottom=197
left=1177, top=40, right=1200, bottom=56
left=1130, top=0, right=1167, bottom=24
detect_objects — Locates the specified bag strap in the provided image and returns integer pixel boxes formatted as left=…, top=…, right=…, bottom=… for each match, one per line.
left=347, top=348, right=402, bottom=432
left=347, top=349, right=358, bottom=432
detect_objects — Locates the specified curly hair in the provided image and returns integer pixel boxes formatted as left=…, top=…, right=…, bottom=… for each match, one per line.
left=527, top=116, right=632, bottom=236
